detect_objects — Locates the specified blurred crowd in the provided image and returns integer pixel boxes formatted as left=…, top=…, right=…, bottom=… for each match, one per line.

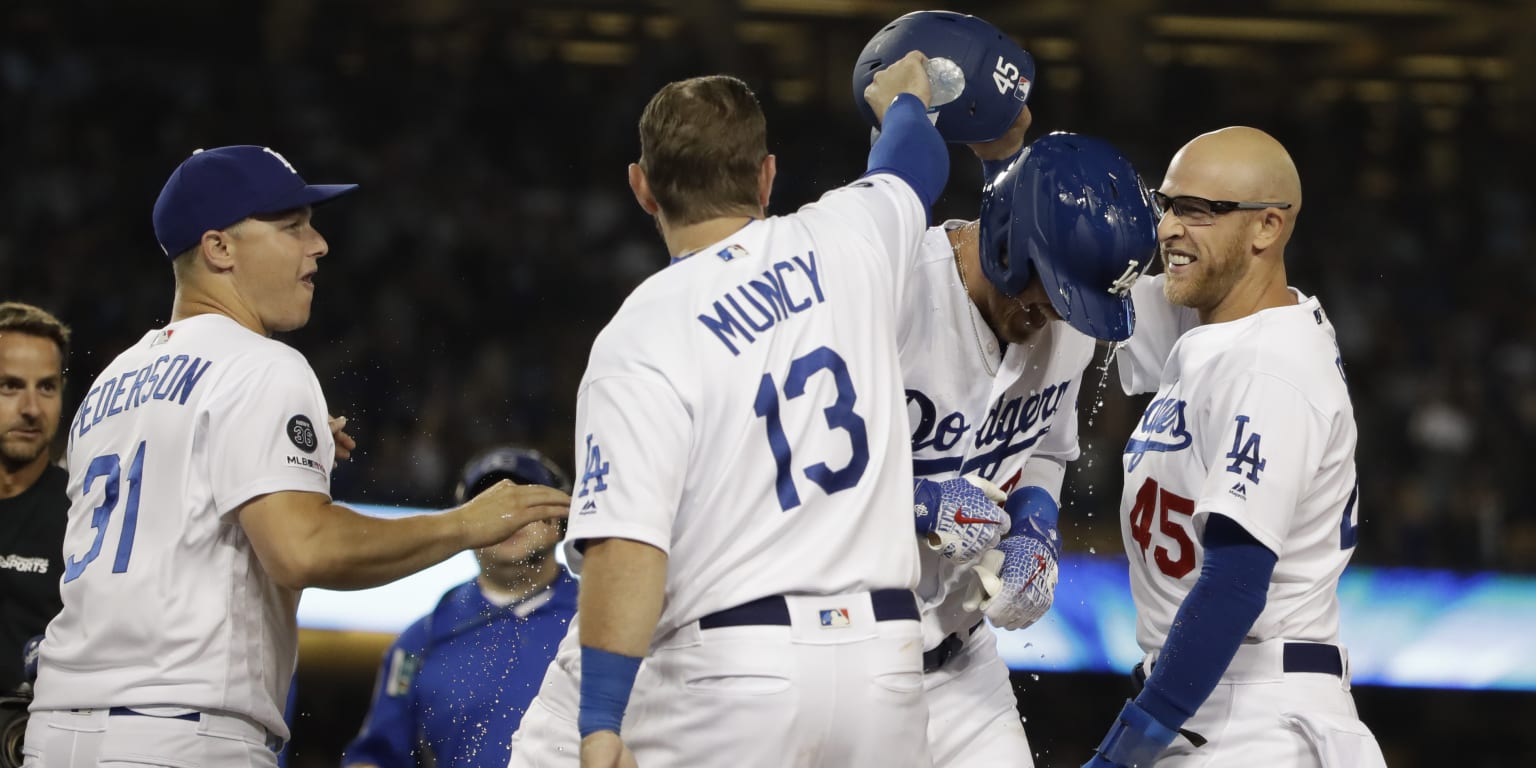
left=3, top=2, right=1531, bottom=572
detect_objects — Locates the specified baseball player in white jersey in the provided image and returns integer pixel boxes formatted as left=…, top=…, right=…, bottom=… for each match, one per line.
left=853, top=16, right=1161, bottom=767
left=25, top=146, right=568, bottom=768
left=545, top=59, right=949, bottom=768
left=900, top=127, right=1161, bottom=768
left=508, top=18, right=1161, bottom=768
left=1083, top=127, right=1386, bottom=768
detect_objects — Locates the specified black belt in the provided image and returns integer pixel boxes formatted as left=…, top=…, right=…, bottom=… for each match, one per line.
left=1132, top=641, right=1345, bottom=692
left=922, top=620, right=984, bottom=674
left=699, top=588, right=919, bottom=629
left=108, top=706, right=200, bottom=722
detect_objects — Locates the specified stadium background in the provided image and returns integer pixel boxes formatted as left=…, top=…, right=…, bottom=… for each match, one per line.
left=3, top=0, right=1533, bottom=764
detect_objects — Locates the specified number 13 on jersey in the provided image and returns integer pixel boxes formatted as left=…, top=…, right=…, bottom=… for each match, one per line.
left=753, top=346, right=869, bottom=511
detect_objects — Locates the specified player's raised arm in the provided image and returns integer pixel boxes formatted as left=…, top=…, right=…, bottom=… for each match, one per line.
left=861, top=50, right=947, bottom=215
left=238, top=480, right=569, bottom=591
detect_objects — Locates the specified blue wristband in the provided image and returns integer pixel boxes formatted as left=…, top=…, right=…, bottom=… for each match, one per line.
left=1003, top=485, right=1058, bottom=535
left=1092, top=698, right=1180, bottom=767
left=578, top=646, right=643, bottom=738
left=912, top=478, right=943, bottom=536
left=865, top=92, right=948, bottom=213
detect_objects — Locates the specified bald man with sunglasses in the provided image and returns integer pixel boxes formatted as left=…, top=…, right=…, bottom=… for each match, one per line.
left=1083, top=127, right=1387, bottom=768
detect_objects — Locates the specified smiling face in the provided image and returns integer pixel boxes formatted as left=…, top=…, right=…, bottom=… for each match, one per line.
left=228, top=207, right=329, bottom=334
left=0, top=332, right=64, bottom=473
left=1154, top=127, right=1302, bottom=322
left=1156, top=193, right=1256, bottom=314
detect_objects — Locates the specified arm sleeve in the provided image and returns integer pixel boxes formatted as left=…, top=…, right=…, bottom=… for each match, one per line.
left=341, top=625, right=430, bottom=767
left=864, top=92, right=948, bottom=214
left=205, top=351, right=334, bottom=515
left=1134, top=514, right=1277, bottom=731
left=564, top=375, right=691, bottom=558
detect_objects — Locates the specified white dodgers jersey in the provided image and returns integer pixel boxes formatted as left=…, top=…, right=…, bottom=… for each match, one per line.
left=900, top=221, right=1096, bottom=647
left=34, top=313, right=335, bottom=739
left=1117, top=287, right=1360, bottom=653
left=565, top=173, right=927, bottom=642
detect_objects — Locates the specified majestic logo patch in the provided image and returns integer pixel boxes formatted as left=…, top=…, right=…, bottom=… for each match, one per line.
left=287, top=415, right=318, bottom=453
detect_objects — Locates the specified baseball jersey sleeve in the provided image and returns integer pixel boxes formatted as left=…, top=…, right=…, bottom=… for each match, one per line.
left=802, top=173, right=929, bottom=277
left=1193, top=372, right=1325, bottom=554
left=1116, top=275, right=1199, bottom=395
left=342, top=621, right=431, bottom=767
left=1014, top=456, right=1066, bottom=503
left=1032, top=337, right=1094, bottom=466
left=205, top=351, right=334, bottom=516
left=565, top=374, right=691, bottom=556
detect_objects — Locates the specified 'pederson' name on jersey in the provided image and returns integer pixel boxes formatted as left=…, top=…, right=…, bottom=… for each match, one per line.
left=74, top=354, right=213, bottom=438
left=696, top=251, right=826, bottom=356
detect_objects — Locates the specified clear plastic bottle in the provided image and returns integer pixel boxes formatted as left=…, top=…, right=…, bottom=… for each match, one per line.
left=925, top=57, right=966, bottom=108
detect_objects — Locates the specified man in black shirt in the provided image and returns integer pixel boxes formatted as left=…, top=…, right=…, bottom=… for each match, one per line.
left=0, top=302, right=70, bottom=695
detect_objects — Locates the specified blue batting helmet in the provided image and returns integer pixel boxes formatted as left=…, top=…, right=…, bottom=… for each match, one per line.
left=852, top=11, right=1034, bottom=144
left=454, top=446, right=572, bottom=504
left=978, top=132, right=1158, bottom=342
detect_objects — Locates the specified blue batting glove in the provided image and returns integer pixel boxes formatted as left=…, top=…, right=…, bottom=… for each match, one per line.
left=912, top=475, right=1010, bottom=564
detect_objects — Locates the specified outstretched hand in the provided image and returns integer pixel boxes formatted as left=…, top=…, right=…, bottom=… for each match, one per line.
left=458, top=480, right=571, bottom=550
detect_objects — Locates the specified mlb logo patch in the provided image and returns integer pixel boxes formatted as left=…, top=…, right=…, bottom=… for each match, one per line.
left=818, top=608, right=851, bottom=628
left=716, top=244, right=749, bottom=262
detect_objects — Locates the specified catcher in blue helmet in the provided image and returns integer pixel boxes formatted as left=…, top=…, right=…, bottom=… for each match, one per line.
left=343, top=447, right=577, bottom=768
left=851, top=10, right=1157, bottom=768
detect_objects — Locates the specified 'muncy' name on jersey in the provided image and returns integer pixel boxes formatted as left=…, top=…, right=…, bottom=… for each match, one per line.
left=565, top=174, right=930, bottom=644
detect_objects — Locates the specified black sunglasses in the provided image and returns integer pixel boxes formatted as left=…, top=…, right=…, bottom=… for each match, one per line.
left=1151, top=191, right=1292, bottom=226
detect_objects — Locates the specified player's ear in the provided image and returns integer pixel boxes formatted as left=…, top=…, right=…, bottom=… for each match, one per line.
left=199, top=228, right=238, bottom=271
left=1251, top=208, right=1286, bottom=253
left=758, top=154, right=776, bottom=209
left=628, top=163, right=660, bottom=216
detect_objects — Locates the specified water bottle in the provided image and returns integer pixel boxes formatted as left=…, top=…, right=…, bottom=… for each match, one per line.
left=925, top=57, right=966, bottom=109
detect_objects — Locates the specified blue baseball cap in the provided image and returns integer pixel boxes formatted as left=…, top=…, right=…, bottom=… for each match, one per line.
left=152, top=145, right=358, bottom=258
left=455, top=447, right=573, bottom=504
